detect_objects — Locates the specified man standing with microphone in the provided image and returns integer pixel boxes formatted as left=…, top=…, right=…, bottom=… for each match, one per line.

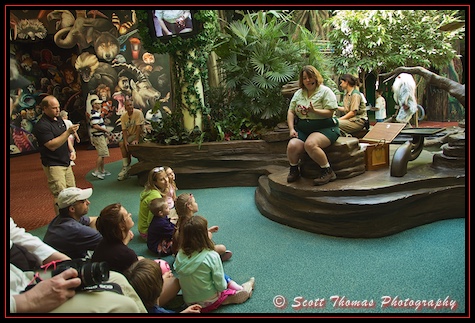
left=33, top=95, right=80, bottom=214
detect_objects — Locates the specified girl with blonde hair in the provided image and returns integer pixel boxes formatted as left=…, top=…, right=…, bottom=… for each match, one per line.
left=137, top=167, right=170, bottom=240
left=164, top=166, right=178, bottom=224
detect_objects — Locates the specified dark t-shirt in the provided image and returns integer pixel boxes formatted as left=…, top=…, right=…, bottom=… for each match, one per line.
left=43, top=215, right=103, bottom=259
left=33, top=114, right=70, bottom=166
left=92, top=239, right=139, bottom=274
left=147, top=216, right=175, bottom=257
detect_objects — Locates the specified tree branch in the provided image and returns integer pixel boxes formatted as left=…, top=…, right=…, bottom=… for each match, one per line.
left=379, top=66, right=465, bottom=107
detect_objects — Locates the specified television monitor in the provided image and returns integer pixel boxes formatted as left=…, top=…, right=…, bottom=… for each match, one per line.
left=148, top=9, right=201, bottom=42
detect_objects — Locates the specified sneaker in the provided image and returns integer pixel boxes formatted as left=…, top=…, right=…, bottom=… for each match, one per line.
left=313, top=167, right=337, bottom=186
left=241, top=277, right=255, bottom=294
left=286, top=166, right=300, bottom=183
left=364, top=118, right=370, bottom=131
left=117, top=166, right=131, bottom=181
left=92, top=171, right=105, bottom=180
left=222, top=289, right=251, bottom=305
left=102, top=170, right=111, bottom=176
left=220, top=250, right=233, bottom=262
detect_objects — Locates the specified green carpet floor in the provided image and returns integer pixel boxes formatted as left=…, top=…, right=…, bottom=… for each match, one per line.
left=29, top=159, right=466, bottom=315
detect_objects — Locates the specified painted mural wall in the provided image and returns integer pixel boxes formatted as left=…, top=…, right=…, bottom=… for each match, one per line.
left=10, top=9, right=171, bottom=155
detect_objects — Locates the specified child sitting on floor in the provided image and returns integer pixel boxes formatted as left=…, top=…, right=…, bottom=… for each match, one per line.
left=173, top=215, right=255, bottom=313
left=147, top=197, right=175, bottom=257
left=138, top=166, right=170, bottom=240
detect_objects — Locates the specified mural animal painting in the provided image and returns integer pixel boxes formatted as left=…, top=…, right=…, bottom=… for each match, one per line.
left=94, top=31, right=120, bottom=62
left=130, top=78, right=161, bottom=111
left=392, top=73, right=418, bottom=124
left=112, top=63, right=160, bottom=111
left=48, top=9, right=117, bottom=51
left=113, top=75, right=131, bottom=115
left=75, top=52, right=117, bottom=92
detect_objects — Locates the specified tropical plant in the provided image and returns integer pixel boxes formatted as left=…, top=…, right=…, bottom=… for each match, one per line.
left=138, top=10, right=335, bottom=144
left=201, top=86, right=263, bottom=142
left=213, top=11, right=310, bottom=127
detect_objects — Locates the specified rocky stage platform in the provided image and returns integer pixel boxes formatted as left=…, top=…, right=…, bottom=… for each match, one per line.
left=255, top=146, right=465, bottom=238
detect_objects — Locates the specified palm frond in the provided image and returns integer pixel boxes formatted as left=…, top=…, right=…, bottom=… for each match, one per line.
left=251, top=74, right=278, bottom=90
left=249, top=56, right=267, bottom=75
left=265, top=62, right=295, bottom=83
left=228, top=21, right=250, bottom=44
left=242, top=80, right=265, bottom=97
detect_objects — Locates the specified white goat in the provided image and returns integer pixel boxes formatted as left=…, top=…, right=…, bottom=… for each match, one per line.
left=392, top=73, right=418, bottom=124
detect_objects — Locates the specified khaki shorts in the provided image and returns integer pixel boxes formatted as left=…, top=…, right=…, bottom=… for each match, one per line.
left=91, top=135, right=110, bottom=157
left=121, top=134, right=141, bottom=144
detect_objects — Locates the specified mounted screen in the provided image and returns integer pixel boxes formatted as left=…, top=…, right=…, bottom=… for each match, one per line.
left=148, top=9, right=201, bottom=42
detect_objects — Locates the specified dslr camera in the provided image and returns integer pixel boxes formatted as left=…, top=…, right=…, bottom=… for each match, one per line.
left=52, top=258, right=110, bottom=289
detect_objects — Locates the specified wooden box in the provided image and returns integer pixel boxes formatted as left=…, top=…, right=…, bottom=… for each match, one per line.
left=359, top=123, right=406, bottom=170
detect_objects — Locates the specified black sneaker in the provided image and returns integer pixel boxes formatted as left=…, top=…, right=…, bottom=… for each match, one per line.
left=287, top=166, right=300, bottom=183
left=313, top=167, right=337, bottom=186
left=364, top=118, right=370, bottom=130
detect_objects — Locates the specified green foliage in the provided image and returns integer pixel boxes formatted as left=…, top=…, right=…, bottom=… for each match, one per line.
left=140, top=9, right=337, bottom=144
left=291, top=25, right=339, bottom=92
left=144, top=104, right=203, bottom=145
left=137, top=10, right=219, bottom=145
left=325, top=10, right=465, bottom=76
left=201, top=87, right=263, bottom=142
left=214, top=11, right=319, bottom=126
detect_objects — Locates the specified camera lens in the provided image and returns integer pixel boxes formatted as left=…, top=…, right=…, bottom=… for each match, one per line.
left=80, top=262, right=110, bottom=286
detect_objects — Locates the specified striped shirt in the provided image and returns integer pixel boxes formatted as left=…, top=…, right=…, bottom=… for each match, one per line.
left=90, top=109, right=106, bottom=137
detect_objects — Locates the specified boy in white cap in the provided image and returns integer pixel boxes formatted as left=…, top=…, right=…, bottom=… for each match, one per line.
left=43, top=187, right=103, bottom=259
left=90, top=99, right=111, bottom=180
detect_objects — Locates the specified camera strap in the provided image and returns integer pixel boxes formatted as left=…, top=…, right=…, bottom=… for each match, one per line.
left=81, top=282, right=123, bottom=295
left=21, top=272, right=43, bottom=293
left=20, top=260, right=66, bottom=293
left=22, top=278, right=123, bottom=295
